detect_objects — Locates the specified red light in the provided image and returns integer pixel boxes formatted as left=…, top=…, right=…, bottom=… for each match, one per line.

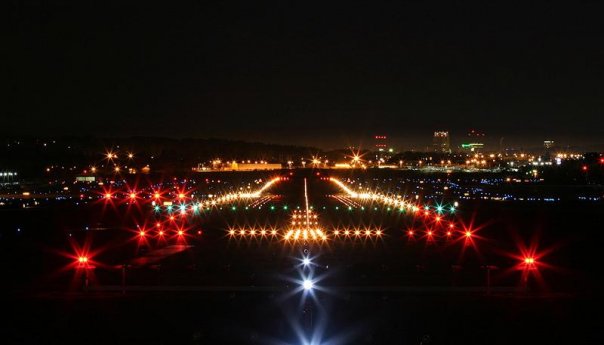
left=435, top=216, right=441, bottom=222
left=449, top=223, right=454, bottom=228
left=158, top=230, right=164, bottom=236
left=197, top=230, right=202, bottom=235
left=169, top=216, right=175, bottom=221
left=178, top=193, right=185, bottom=199
left=156, top=222, right=161, bottom=228
left=582, top=165, right=588, bottom=171
left=78, top=256, right=88, bottom=263
left=427, top=231, right=433, bottom=236
left=129, top=192, right=136, bottom=199
left=408, top=230, right=414, bottom=236
left=447, top=231, right=452, bottom=236
left=139, top=230, right=145, bottom=237
left=465, top=231, right=472, bottom=238
left=178, top=230, right=184, bottom=236
left=154, top=192, right=160, bottom=198
left=524, top=257, right=536, bottom=265
left=104, top=193, right=112, bottom=199
left=424, top=211, right=429, bottom=216
left=600, top=158, right=604, bottom=164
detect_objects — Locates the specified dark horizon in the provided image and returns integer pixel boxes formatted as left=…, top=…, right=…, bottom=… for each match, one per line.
left=2, top=132, right=603, bottom=152
left=8, top=1, right=604, bottom=149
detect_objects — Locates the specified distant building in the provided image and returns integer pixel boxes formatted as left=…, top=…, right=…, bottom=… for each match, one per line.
left=544, top=140, right=555, bottom=149
left=193, top=161, right=282, bottom=172
left=460, top=143, right=484, bottom=152
left=433, top=131, right=451, bottom=153
left=465, top=129, right=486, bottom=151
left=467, top=129, right=486, bottom=138
left=374, top=135, right=394, bottom=161
left=229, top=162, right=282, bottom=171
left=75, top=176, right=96, bottom=182
left=374, top=135, right=387, bottom=151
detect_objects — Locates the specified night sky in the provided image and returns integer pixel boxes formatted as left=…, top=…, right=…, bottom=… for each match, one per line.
left=7, top=1, right=604, bottom=149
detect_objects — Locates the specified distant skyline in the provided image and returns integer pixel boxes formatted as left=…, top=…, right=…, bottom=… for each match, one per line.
left=7, top=2, right=604, bottom=149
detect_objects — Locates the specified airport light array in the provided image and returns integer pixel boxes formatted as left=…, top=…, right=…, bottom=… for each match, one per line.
left=103, top=177, right=284, bottom=215
left=329, top=177, right=458, bottom=215
left=284, top=209, right=327, bottom=242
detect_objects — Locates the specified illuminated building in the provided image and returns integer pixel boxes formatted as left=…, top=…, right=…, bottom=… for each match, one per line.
left=374, top=135, right=387, bottom=152
left=544, top=140, right=555, bottom=150
left=467, top=129, right=485, bottom=138
left=193, top=161, right=282, bottom=171
left=433, top=131, right=451, bottom=153
left=460, top=143, right=484, bottom=152
left=374, top=135, right=394, bottom=161
left=460, top=129, right=486, bottom=152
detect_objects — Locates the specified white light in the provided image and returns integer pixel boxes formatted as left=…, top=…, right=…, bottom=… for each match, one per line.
left=303, top=258, right=311, bottom=266
left=303, top=279, right=314, bottom=290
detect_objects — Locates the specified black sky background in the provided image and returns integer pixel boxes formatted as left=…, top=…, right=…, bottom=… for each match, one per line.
left=7, top=1, right=604, bottom=149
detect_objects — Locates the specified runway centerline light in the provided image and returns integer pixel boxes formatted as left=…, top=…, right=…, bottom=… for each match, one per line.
left=303, top=279, right=313, bottom=290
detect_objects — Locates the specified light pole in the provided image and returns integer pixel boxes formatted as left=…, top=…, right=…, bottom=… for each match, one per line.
left=522, top=257, right=537, bottom=293
left=121, top=264, right=131, bottom=295
left=76, top=257, right=95, bottom=292
left=481, top=265, right=499, bottom=295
